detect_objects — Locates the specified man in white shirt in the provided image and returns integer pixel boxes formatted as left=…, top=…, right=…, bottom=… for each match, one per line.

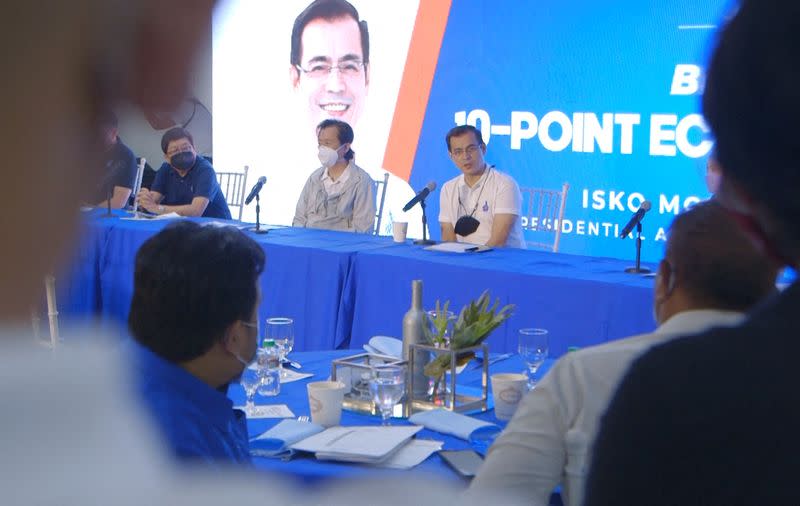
left=439, top=125, right=525, bottom=248
left=467, top=200, right=778, bottom=506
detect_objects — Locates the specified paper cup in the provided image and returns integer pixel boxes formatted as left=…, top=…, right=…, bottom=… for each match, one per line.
left=307, top=381, right=346, bottom=427
left=491, top=373, right=528, bottom=421
left=392, top=222, right=408, bottom=243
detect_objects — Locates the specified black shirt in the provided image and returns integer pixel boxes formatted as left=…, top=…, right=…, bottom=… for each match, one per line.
left=93, top=138, right=137, bottom=204
left=585, top=282, right=800, bottom=505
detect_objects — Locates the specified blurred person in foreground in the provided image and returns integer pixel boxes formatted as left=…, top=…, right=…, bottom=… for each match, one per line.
left=0, top=1, right=457, bottom=503
left=129, top=222, right=264, bottom=464
left=585, top=1, right=800, bottom=504
left=467, top=200, right=777, bottom=506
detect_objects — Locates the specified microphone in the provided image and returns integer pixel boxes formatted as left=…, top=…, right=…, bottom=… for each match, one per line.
left=619, top=200, right=652, bottom=238
left=402, top=181, right=437, bottom=212
left=245, top=176, right=267, bottom=205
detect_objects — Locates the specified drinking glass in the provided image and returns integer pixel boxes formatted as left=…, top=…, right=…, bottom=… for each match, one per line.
left=369, top=364, right=406, bottom=426
left=426, top=310, right=456, bottom=347
left=518, top=328, right=549, bottom=389
left=240, top=369, right=262, bottom=417
left=266, top=317, right=294, bottom=378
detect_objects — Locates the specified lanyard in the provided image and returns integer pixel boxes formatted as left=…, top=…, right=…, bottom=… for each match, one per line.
left=458, top=166, right=492, bottom=217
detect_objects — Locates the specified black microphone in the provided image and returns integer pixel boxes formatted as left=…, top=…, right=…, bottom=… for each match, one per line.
left=402, top=181, right=437, bottom=212
left=619, top=200, right=652, bottom=238
left=245, top=176, right=267, bottom=205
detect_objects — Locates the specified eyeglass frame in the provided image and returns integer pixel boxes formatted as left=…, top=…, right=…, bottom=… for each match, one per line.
left=294, top=60, right=366, bottom=79
left=449, top=144, right=483, bottom=159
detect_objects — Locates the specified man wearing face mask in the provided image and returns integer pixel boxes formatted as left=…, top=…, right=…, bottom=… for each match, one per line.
left=293, top=119, right=376, bottom=233
left=138, top=127, right=231, bottom=219
left=439, top=125, right=525, bottom=248
left=127, top=221, right=264, bottom=464
left=468, top=200, right=777, bottom=506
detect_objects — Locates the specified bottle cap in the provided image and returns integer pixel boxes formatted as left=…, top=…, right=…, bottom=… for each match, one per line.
left=567, top=346, right=580, bottom=352
left=263, top=339, right=276, bottom=348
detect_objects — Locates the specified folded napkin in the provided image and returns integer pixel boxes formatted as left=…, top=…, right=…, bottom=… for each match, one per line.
left=249, top=419, right=324, bottom=458
left=410, top=409, right=501, bottom=443
left=368, top=336, right=403, bottom=358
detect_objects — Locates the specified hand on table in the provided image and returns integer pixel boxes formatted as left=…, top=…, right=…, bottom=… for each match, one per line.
left=137, top=189, right=158, bottom=213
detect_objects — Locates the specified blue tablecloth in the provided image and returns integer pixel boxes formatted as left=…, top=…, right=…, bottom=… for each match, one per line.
left=62, top=213, right=393, bottom=351
left=59, top=213, right=656, bottom=356
left=349, top=244, right=656, bottom=356
left=231, top=349, right=553, bottom=486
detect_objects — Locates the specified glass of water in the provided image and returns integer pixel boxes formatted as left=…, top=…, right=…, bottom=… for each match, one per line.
left=369, top=364, right=406, bottom=426
left=518, top=328, right=549, bottom=389
left=266, top=317, right=294, bottom=378
left=239, top=369, right=262, bottom=417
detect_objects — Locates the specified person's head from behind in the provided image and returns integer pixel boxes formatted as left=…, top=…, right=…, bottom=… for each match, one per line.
left=703, top=0, right=800, bottom=268
left=128, top=222, right=265, bottom=387
left=316, top=118, right=354, bottom=168
left=100, top=110, right=119, bottom=150
left=653, top=200, right=777, bottom=325
left=161, top=127, right=197, bottom=172
left=2, top=0, right=216, bottom=322
left=290, top=0, right=370, bottom=128
left=446, top=125, right=488, bottom=179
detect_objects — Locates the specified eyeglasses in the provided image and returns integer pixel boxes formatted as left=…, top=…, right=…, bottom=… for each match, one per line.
left=295, top=61, right=365, bottom=79
left=450, top=144, right=481, bottom=158
left=166, top=143, right=193, bottom=157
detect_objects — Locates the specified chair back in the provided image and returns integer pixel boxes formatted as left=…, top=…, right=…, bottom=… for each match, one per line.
left=519, top=182, right=570, bottom=252
left=31, top=275, right=59, bottom=348
left=216, top=166, right=249, bottom=221
left=373, top=172, right=390, bottom=235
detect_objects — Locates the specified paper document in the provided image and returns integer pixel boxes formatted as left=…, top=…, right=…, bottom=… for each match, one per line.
left=234, top=404, right=295, bottom=419
left=377, top=439, right=443, bottom=469
left=291, top=425, right=422, bottom=462
left=424, top=242, right=492, bottom=253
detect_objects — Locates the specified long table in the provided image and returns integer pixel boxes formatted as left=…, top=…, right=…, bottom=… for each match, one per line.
left=57, top=212, right=655, bottom=355
left=235, top=349, right=554, bottom=486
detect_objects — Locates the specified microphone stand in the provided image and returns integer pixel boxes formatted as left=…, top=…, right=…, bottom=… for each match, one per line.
left=101, top=184, right=114, bottom=219
left=250, top=193, right=268, bottom=234
left=413, top=200, right=436, bottom=246
left=624, top=222, right=651, bottom=274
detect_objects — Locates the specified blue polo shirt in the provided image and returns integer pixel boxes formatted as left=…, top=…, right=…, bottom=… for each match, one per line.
left=130, top=341, right=251, bottom=465
left=151, top=157, right=232, bottom=219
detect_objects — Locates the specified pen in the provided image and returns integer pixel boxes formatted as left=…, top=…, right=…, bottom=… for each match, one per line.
left=465, top=246, right=479, bottom=252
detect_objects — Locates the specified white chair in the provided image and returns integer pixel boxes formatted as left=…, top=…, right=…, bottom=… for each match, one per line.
left=519, top=183, right=570, bottom=252
left=31, top=275, right=59, bottom=348
left=216, top=165, right=249, bottom=221
left=373, top=172, right=390, bottom=235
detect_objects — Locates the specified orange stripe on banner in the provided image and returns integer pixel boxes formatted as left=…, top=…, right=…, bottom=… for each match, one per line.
left=382, top=0, right=452, bottom=182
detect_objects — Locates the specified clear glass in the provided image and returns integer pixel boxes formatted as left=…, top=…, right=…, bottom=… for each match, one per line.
left=426, top=309, right=456, bottom=347
left=240, top=369, right=262, bottom=417
left=266, top=317, right=294, bottom=379
left=369, top=364, right=406, bottom=426
left=518, top=328, right=549, bottom=389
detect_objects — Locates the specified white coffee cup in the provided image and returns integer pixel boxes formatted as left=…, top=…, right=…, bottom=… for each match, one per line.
left=491, top=373, right=528, bottom=421
left=307, top=381, right=346, bottom=427
left=392, top=222, right=409, bottom=243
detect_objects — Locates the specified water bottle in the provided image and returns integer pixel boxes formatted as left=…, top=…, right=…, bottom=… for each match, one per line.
left=257, top=339, right=280, bottom=396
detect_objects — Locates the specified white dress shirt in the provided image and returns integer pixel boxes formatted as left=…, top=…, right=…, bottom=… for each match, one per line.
left=467, top=309, right=746, bottom=506
left=439, top=166, right=525, bottom=248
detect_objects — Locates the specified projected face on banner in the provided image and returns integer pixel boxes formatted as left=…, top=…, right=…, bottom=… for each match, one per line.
left=291, top=16, right=369, bottom=129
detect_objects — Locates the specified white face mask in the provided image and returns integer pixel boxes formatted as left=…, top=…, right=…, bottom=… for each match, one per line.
left=234, top=320, right=260, bottom=367
left=318, top=145, right=340, bottom=168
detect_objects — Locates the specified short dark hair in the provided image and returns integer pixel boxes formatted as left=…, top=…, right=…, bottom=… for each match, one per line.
left=290, top=0, right=369, bottom=67
left=703, top=0, right=800, bottom=236
left=160, top=127, right=194, bottom=154
left=128, top=222, right=266, bottom=363
left=446, top=125, right=485, bottom=152
left=665, top=200, right=777, bottom=311
left=317, top=118, right=355, bottom=161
